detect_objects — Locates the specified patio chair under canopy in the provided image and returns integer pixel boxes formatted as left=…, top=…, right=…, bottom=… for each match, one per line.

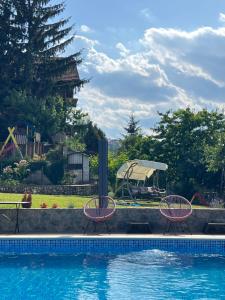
left=116, top=159, right=168, bottom=201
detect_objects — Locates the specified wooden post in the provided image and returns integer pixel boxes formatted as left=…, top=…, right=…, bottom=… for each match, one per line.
left=25, top=125, right=28, bottom=157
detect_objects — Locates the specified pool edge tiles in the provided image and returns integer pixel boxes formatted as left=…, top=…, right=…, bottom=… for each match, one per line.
left=0, top=235, right=224, bottom=254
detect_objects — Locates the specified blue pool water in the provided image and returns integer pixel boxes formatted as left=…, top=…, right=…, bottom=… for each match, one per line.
left=0, top=250, right=225, bottom=300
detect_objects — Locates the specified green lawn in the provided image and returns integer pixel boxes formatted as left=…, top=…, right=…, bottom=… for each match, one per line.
left=0, top=193, right=208, bottom=209
left=0, top=193, right=91, bottom=208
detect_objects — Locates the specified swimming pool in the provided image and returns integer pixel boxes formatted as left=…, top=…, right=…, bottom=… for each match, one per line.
left=0, top=237, right=225, bottom=299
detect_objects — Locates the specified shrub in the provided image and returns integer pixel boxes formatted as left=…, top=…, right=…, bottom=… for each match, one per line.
left=64, top=137, right=86, bottom=152
left=14, top=160, right=30, bottom=180
left=45, top=160, right=64, bottom=184
left=52, top=203, right=58, bottom=208
left=29, top=159, right=47, bottom=172
left=2, top=160, right=30, bottom=181
left=40, top=202, right=48, bottom=208
left=61, top=171, right=77, bottom=185
left=0, top=178, right=20, bottom=186
left=2, top=166, right=14, bottom=180
left=45, top=147, right=65, bottom=184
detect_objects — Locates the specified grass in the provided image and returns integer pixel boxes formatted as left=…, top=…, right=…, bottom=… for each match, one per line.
left=0, top=193, right=208, bottom=209
left=0, top=193, right=91, bottom=208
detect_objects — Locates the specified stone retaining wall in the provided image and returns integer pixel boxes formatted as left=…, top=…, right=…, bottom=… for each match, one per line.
left=0, top=184, right=97, bottom=196
left=0, top=208, right=224, bottom=234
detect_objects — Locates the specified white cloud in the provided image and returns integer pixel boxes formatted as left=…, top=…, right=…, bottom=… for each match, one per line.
left=116, top=42, right=130, bottom=57
left=80, top=25, right=92, bottom=33
left=75, top=25, right=225, bottom=137
left=77, top=85, right=162, bottom=137
left=140, top=8, right=156, bottom=23
left=74, top=35, right=99, bottom=48
left=219, top=13, right=225, bottom=23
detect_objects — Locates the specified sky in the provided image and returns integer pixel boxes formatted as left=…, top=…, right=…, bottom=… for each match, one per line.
left=61, top=0, right=225, bottom=137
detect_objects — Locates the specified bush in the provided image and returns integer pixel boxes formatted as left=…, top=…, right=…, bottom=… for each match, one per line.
left=1, top=160, right=30, bottom=182
left=44, top=147, right=65, bottom=184
left=64, top=137, right=86, bottom=152
left=45, top=147, right=62, bottom=162
left=14, top=160, right=30, bottom=180
left=61, top=171, right=77, bottom=185
left=0, top=178, right=20, bottom=186
left=45, top=160, right=64, bottom=184
left=89, top=151, right=128, bottom=191
left=89, top=155, right=98, bottom=179
left=29, top=160, right=47, bottom=172
left=108, top=152, right=128, bottom=191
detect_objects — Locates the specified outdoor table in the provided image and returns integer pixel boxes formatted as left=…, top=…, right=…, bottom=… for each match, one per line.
left=0, top=202, right=30, bottom=233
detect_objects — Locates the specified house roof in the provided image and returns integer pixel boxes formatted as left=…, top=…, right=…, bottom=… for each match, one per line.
left=57, top=64, right=80, bottom=82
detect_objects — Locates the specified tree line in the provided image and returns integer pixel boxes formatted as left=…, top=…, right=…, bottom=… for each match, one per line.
left=100, top=109, right=225, bottom=198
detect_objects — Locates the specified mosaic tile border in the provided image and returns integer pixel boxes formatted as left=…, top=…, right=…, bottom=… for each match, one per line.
left=0, top=238, right=224, bottom=254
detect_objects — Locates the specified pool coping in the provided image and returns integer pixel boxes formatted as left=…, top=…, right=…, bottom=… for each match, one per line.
left=0, top=234, right=224, bottom=240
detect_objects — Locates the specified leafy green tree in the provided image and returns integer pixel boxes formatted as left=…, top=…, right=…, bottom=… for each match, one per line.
left=0, top=90, right=67, bottom=140
left=108, top=151, right=128, bottom=191
left=154, top=108, right=225, bottom=196
left=90, top=151, right=128, bottom=191
left=66, top=109, right=89, bottom=139
left=64, top=137, right=86, bottom=152
left=118, top=108, right=225, bottom=197
left=84, top=122, right=105, bottom=154
left=204, top=132, right=225, bottom=194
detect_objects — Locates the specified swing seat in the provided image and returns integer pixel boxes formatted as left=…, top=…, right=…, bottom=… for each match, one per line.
left=131, top=186, right=166, bottom=199
left=116, top=159, right=168, bottom=201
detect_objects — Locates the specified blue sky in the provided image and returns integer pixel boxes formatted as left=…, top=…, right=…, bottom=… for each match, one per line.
left=62, top=0, right=225, bottom=137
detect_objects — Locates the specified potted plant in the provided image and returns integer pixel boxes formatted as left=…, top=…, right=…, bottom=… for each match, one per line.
left=22, top=192, right=32, bottom=208
left=40, top=202, right=48, bottom=208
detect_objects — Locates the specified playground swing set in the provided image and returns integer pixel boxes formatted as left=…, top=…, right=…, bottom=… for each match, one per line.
left=0, top=125, right=42, bottom=160
left=0, top=127, right=23, bottom=160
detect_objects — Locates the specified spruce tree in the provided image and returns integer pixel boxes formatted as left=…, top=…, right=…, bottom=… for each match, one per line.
left=0, top=0, right=86, bottom=139
left=0, top=0, right=85, bottom=96
left=0, top=1, right=13, bottom=94
left=124, top=113, right=141, bottom=136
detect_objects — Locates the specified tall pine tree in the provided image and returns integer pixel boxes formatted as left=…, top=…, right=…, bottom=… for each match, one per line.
left=0, top=0, right=15, bottom=95
left=124, top=113, right=141, bottom=136
left=0, top=0, right=86, bottom=139
left=6, top=0, right=85, bottom=96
